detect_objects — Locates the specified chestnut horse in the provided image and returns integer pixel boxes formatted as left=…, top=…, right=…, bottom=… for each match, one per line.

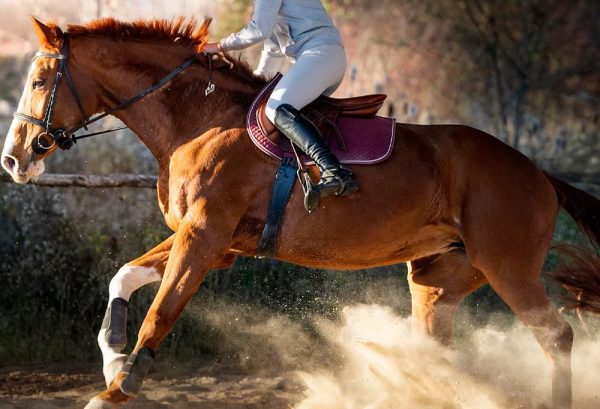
left=2, top=18, right=600, bottom=409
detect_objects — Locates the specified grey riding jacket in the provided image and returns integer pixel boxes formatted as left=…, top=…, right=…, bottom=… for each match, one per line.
left=219, top=0, right=342, bottom=63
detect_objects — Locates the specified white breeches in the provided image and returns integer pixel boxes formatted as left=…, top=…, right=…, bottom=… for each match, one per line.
left=265, top=44, right=347, bottom=122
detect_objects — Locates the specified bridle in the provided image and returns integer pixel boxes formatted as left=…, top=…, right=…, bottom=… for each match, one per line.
left=13, top=34, right=215, bottom=155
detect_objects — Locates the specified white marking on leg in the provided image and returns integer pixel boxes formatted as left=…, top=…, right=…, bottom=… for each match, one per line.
left=108, top=265, right=161, bottom=302
left=84, top=397, right=117, bottom=409
left=99, top=265, right=161, bottom=386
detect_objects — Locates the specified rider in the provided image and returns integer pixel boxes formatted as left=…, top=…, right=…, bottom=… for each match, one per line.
left=204, top=0, right=358, bottom=197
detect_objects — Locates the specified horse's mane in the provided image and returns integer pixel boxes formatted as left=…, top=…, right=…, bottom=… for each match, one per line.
left=66, top=17, right=261, bottom=84
left=67, top=17, right=211, bottom=50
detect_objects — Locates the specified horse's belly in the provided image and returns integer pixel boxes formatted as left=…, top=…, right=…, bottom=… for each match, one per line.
left=273, top=224, right=460, bottom=270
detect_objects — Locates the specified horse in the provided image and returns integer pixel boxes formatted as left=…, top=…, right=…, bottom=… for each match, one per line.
left=2, top=17, right=600, bottom=409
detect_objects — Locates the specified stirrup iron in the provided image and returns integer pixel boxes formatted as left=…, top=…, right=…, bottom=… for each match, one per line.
left=298, top=169, right=320, bottom=212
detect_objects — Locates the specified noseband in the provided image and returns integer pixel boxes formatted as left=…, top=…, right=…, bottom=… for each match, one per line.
left=13, top=34, right=213, bottom=155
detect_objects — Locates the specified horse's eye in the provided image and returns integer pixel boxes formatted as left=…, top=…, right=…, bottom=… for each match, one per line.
left=32, top=79, right=46, bottom=89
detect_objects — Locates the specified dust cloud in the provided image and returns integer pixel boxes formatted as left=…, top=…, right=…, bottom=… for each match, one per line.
left=201, top=301, right=600, bottom=409
left=293, top=305, right=600, bottom=409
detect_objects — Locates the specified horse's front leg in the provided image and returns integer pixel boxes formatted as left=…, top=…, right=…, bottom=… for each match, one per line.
left=86, top=222, right=233, bottom=408
left=98, top=235, right=174, bottom=387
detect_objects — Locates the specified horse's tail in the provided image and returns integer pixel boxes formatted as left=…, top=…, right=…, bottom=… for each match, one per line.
left=544, top=173, right=600, bottom=314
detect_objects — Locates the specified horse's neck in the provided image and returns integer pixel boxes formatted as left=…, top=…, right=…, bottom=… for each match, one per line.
left=76, top=38, right=258, bottom=165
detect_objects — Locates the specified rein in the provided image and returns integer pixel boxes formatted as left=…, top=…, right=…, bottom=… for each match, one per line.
left=13, top=34, right=214, bottom=155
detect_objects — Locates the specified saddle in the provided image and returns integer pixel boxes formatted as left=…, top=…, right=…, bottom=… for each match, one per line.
left=247, top=73, right=396, bottom=165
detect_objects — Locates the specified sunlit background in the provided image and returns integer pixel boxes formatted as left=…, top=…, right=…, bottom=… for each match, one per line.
left=0, top=1, right=599, bottom=408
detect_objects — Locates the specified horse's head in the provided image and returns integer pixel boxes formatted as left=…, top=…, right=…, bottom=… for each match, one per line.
left=2, top=18, right=88, bottom=183
left=2, top=16, right=260, bottom=183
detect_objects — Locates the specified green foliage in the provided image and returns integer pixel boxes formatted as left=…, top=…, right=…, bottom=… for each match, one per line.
left=0, top=186, right=108, bottom=363
left=0, top=183, right=169, bottom=364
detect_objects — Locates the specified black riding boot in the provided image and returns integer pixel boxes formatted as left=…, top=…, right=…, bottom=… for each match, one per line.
left=274, top=104, right=358, bottom=197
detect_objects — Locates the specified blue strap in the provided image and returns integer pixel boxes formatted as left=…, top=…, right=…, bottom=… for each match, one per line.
left=256, top=157, right=298, bottom=258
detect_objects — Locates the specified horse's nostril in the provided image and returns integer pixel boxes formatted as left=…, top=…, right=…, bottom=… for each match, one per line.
left=3, top=156, right=16, bottom=171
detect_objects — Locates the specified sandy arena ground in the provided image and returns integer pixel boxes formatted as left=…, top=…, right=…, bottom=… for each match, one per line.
left=0, top=361, right=303, bottom=409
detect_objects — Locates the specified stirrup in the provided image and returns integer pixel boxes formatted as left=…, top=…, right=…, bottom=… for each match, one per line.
left=299, top=169, right=320, bottom=212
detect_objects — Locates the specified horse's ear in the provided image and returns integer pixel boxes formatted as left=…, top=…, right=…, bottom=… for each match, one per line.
left=31, top=17, right=64, bottom=51
left=192, top=18, right=212, bottom=53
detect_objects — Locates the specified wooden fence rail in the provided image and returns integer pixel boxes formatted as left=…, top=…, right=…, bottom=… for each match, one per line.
left=0, top=172, right=157, bottom=188
left=0, top=171, right=598, bottom=189
left=551, top=172, right=600, bottom=187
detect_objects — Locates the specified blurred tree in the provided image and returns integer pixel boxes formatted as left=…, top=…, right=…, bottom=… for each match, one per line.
left=456, top=0, right=600, bottom=149
left=214, top=0, right=252, bottom=38
left=329, top=0, right=600, bottom=174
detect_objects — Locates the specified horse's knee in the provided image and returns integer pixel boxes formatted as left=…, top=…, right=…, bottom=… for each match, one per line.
left=101, top=264, right=158, bottom=349
left=407, top=263, right=474, bottom=309
left=408, top=280, right=456, bottom=344
left=109, top=264, right=161, bottom=301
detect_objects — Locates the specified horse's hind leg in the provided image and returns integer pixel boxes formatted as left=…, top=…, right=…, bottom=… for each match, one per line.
left=98, top=234, right=174, bottom=387
left=408, top=250, right=486, bottom=345
left=462, top=173, right=572, bottom=408
left=483, top=271, right=573, bottom=409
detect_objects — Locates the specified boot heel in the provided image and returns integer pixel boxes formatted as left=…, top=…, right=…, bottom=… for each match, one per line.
left=337, top=180, right=358, bottom=196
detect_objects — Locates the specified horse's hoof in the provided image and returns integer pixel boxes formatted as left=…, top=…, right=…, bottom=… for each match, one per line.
left=84, top=397, right=118, bottom=409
